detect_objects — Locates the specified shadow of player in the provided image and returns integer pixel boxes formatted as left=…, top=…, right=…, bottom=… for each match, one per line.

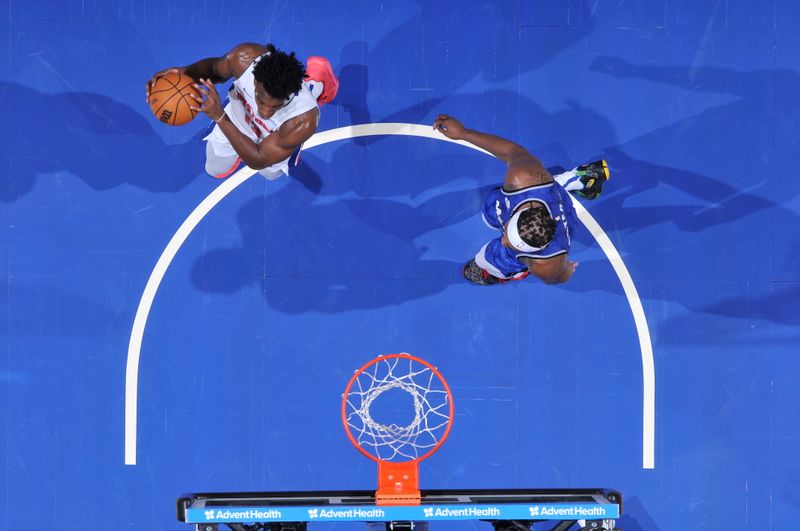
left=190, top=151, right=486, bottom=313
left=0, top=80, right=204, bottom=201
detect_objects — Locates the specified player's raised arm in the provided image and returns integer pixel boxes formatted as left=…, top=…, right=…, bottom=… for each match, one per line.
left=145, top=43, right=268, bottom=100
left=433, top=114, right=550, bottom=189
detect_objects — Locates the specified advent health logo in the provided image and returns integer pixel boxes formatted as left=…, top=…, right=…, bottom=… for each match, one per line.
left=203, top=508, right=283, bottom=520
left=424, top=506, right=502, bottom=518
left=529, top=505, right=610, bottom=518
left=308, top=508, right=386, bottom=519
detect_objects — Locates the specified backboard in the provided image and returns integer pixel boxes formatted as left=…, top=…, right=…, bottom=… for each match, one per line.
left=177, top=488, right=622, bottom=531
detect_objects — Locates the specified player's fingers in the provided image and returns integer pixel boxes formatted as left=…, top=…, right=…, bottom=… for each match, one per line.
left=146, top=68, right=182, bottom=101
left=145, top=78, right=157, bottom=100
left=202, top=79, right=219, bottom=100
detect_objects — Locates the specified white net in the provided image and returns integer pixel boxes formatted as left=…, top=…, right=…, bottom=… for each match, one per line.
left=344, top=355, right=452, bottom=462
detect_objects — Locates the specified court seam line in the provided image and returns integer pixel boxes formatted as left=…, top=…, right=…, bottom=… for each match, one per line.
left=125, top=122, right=655, bottom=469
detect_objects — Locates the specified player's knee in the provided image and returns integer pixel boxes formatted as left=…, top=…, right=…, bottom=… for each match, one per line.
left=204, top=141, right=241, bottom=178
left=205, top=161, right=225, bottom=178
left=205, top=156, right=241, bottom=179
left=204, top=159, right=218, bottom=176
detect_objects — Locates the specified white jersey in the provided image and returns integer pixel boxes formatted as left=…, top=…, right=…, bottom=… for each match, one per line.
left=204, top=59, right=318, bottom=169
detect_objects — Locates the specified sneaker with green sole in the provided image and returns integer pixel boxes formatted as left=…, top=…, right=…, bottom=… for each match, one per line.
left=575, top=159, right=610, bottom=200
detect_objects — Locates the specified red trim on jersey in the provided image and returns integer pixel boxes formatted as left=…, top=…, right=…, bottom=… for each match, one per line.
left=234, top=89, right=272, bottom=137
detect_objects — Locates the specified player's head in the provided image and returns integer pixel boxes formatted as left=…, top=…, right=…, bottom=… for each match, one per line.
left=252, top=44, right=306, bottom=118
left=504, top=203, right=556, bottom=253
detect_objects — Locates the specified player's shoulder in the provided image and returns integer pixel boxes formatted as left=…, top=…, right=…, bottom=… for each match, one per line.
left=504, top=164, right=553, bottom=191
left=277, top=108, right=319, bottom=142
left=226, top=43, right=269, bottom=78
left=231, top=42, right=269, bottom=55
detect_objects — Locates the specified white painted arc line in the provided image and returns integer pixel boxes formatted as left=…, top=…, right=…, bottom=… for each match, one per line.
left=303, top=123, right=492, bottom=156
left=571, top=201, right=655, bottom=469
left=124, top=169, right=255, bottom=465
left=124, top=123, right=655, bottom=470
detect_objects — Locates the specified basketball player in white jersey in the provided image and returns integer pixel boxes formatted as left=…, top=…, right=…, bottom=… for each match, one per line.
left=146, top=43, right=338, bottom=180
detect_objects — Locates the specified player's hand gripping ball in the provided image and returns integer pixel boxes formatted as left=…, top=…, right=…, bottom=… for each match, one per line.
left=147, top=72, right=201, bottom=126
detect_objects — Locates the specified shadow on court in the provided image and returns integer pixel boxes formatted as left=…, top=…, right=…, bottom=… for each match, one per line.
left=189, top=151, right=480, bottom=313
left=0, top=80, right=204, bottom=201
left=327, top=0, right=597, bottom=130
left=188, top=82, right=799, bottom=325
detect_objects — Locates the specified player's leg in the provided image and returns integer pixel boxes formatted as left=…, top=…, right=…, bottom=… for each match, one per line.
left=305, top=56, right=340, bottom=105
left=464, top=241, right=530, bottom=286
left=464, top=258, right=503, bottom=285
left=204, top=140, right=242, bottom=179
left=553, top=160, right=610, bottom=199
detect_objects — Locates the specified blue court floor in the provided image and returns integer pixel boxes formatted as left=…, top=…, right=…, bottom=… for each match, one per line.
left=1, top=1, right=799, bottom=530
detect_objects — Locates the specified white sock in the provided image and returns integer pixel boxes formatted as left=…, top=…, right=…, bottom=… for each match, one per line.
left=553, top=168, right=584, bottom=192
left=308, top=80, right=325, bottom=100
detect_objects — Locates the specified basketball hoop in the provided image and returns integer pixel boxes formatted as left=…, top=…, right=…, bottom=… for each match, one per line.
left=341, top=353, right=454, bottom=506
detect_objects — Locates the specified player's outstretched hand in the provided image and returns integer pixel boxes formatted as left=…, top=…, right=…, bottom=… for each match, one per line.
left=145, top=67, right=186, bottom=102
left=189, top=79, right=225, bottom=122
left=433, top=114, right=467, bottom=140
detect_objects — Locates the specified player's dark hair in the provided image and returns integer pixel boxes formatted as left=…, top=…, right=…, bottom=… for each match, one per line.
left=253, top=44, right=306, bottom=101
left=517, top=205, right=556, bottom=248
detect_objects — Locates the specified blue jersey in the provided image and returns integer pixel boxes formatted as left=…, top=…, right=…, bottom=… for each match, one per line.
left=476, top=181, right=577, bottom=278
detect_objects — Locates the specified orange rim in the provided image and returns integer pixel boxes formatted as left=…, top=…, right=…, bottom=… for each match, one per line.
left=341, top=353, right=454, bottom=463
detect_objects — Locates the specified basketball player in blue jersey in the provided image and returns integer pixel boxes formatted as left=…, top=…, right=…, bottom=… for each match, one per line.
left=432, top=114, right=609, bottom=286
left=146, top=43, right=338, bottom=180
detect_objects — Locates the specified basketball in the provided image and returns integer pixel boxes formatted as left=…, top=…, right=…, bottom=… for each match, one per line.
left=148, top=72, right=200, bottom=126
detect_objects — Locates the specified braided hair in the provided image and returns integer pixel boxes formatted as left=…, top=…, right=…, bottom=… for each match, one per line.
left=252, top=44, right=306, bottom=101
left=517, top=204, right=556, bottom=249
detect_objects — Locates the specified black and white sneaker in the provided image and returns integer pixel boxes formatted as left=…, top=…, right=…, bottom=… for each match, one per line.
left=463, top=259, right=529, bottom=285
left=575, top=160, right=610, bottom=200
left=463, top=259, right=501, bottom=285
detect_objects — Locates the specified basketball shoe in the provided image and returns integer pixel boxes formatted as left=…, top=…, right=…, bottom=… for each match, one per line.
left=305, top=56, right=339, bottom=105
left=463, top=259, right=529, bottom=286
left=575, top=159, right=610, bottom=200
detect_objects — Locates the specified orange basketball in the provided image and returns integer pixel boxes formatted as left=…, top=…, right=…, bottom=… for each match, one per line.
left=148, top=72, right=200, bottom=126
